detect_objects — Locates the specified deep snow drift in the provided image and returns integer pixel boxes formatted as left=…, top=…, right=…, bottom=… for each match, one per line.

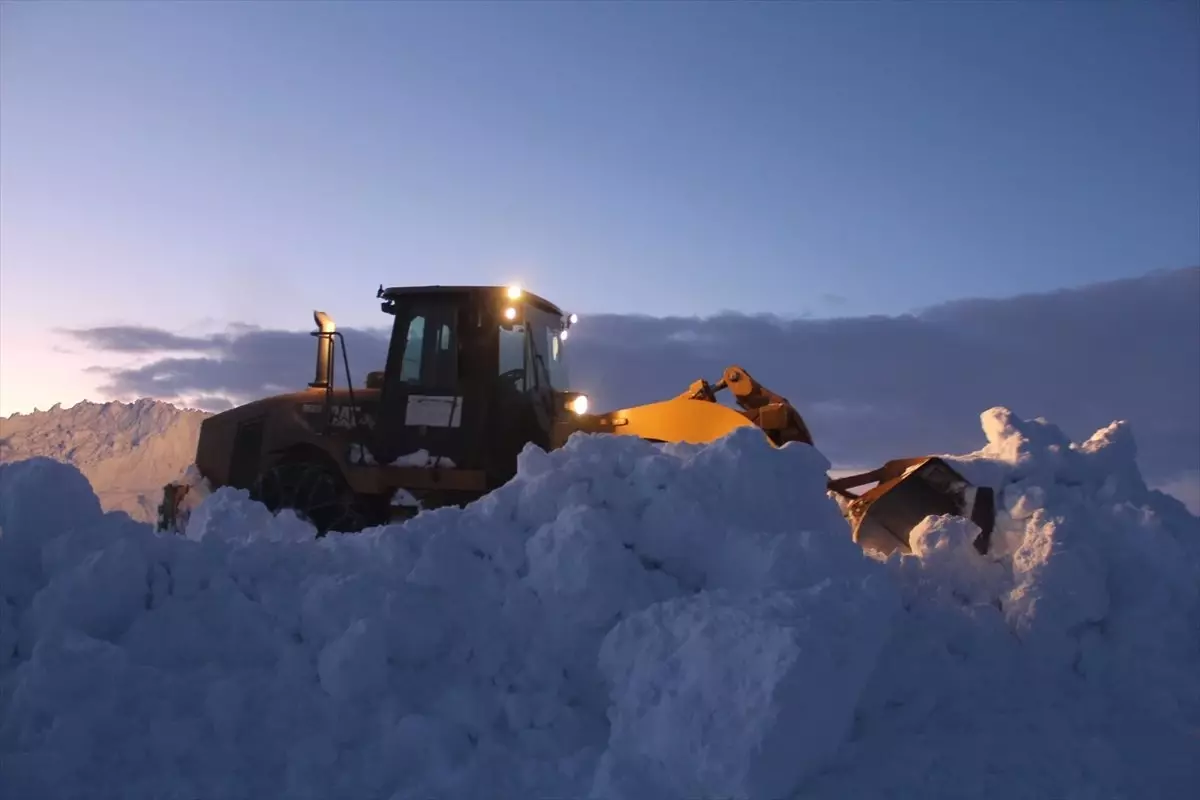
left=1, top=408, right=1197, bottom=800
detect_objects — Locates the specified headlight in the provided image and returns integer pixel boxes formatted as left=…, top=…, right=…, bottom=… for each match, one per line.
left=570, top=394, right=589, bottom=415
left=503, top=306, right=517, bottom=320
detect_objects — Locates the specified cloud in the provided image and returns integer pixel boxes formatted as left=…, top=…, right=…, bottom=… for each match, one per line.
left=65, top=267, right=1200, bottom=490
left=60, top=325, right=221, bottom=354
left=568, top=267, right=1200, bottom=486
left=190, top=395, right=235, bottom=413
left=1151, top=471, right=1200, bottom=516
left=67, top=325, right=391, bottom=404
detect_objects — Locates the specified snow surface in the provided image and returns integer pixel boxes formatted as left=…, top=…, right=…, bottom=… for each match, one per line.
left=1, top=408, right=1198, bottom=799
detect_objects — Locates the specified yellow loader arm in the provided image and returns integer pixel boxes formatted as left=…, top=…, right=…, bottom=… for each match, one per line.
left=559, top=365, right=814, bottom=447
left=568, top=365, right=996, bottom=556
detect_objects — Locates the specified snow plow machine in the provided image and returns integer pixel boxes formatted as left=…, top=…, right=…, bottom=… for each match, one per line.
left=157, top=284, right=996, bottom=556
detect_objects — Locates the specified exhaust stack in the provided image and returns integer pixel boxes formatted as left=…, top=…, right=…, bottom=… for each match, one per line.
left=309, top=310, right=336, bottom=390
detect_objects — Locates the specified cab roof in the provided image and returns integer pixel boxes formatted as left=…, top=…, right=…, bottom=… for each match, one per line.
left=377, top=284, right=565, bottom=317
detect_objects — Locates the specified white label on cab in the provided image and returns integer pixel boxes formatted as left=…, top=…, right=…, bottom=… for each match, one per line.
left=405, top=395, right=462, bottom=428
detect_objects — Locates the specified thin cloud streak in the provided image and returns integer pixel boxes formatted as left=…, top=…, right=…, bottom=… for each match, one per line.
left=59, top=326, right=224, bottom=354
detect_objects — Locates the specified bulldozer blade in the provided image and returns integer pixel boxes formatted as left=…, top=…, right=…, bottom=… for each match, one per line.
left=835, top=457, right=996, bottom=557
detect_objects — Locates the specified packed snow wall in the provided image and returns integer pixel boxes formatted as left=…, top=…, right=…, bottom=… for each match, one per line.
left=1, top=408, right=1197, bottom=800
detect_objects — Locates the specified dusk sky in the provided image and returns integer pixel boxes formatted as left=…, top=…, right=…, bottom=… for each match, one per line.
left=1, top=0, right=1198, bottom=417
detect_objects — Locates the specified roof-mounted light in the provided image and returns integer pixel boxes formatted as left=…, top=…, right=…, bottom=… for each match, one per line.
left=506, top=284, right=523, bottom=300
left=569, top=313, right=579, bottom=324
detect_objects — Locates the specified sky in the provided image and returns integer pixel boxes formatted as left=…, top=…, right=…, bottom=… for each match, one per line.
left=1, top=2, right=1198, bottom=418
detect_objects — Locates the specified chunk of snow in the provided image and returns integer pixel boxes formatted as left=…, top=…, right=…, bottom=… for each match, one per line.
left=593, top=580, right=895, bottom=800
left=347, top=443, right=376, bottom=465
left=1, top=410, right=1197, bottom=800
left=391, top=449, right=457, bottom=468
left=390, top=487, right=421, bottom=508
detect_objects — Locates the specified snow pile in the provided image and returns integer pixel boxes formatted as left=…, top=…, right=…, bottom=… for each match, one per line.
left=0, top=428, right=894, bottom=800
left=2, top=408, right=1198, bottom=799
left=801, top=408, right=1200, bottom=799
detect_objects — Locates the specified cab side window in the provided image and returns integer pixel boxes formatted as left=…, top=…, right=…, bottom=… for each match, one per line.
left=399, top=316, right=425, bottom=384
left=427, top=320, right=457, bottom=387
left=385, top=300, right=459, bottom=392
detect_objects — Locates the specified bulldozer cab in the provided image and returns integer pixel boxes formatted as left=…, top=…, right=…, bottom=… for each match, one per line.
left=371, top=285, right=583, bottom=484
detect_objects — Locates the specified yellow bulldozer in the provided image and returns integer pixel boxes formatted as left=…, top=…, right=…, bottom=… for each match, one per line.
left=157, top=284, right=995, bottom=556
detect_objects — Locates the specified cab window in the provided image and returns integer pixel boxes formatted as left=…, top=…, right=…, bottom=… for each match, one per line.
left=498, top=323, right=527, bottom=391
left=400, top=316, right=425, bottom=384
left=428, top=319, right=457, bottom=387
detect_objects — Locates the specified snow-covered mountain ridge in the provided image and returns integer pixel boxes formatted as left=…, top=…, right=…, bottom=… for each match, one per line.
left=0, top=399, right=209, bottom=522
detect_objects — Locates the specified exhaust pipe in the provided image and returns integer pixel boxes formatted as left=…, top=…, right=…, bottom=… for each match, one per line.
left=309, top=310, right=336, bottom=390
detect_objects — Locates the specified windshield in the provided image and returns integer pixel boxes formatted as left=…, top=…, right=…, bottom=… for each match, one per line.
left=496, top=304, right=570, bottom=393
left=498, top=322, right=527, bottom=391
left=525, top=305, right=570, bottom=391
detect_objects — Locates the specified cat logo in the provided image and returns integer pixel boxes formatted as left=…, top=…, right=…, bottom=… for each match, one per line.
left=329, top=405, right=375, bottom=429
